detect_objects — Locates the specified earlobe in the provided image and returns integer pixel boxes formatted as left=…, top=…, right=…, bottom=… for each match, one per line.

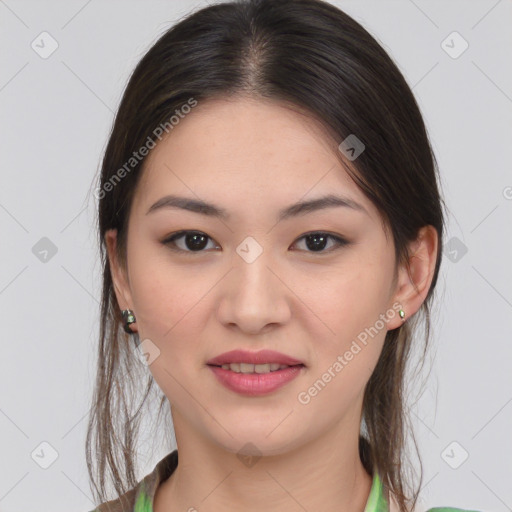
left=389, top=225, right=439, bottom=329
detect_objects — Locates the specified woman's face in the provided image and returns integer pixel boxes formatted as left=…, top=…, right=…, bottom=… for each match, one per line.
left=107, top=96, right=407, bottom=456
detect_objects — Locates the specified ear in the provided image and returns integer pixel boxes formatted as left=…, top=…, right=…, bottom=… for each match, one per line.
left=104, top=229, right=138, bottom=333
left=387, top=225, right=439, bottom=330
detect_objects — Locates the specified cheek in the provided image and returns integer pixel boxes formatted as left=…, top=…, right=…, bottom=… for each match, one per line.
left=133, top=273, right=209, bottom=342
left=313, top=266, right=386, bottom=335
left=128, top=261, right=212, bottom=396
left=304, top=257, right=391, bottom=376
left=126, top=240, right=211, bottom=347
left=300, top=274, right=386, bottom=413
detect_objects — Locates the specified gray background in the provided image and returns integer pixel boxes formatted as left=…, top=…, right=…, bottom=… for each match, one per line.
left=0, top=0, right=511, bottom=510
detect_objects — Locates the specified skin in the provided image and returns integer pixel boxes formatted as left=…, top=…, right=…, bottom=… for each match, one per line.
left=105, top=96, right=438, bottom=512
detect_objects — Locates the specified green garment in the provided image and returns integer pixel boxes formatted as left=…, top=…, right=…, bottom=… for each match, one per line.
left=133, top=464, right=477, bottom=512
left=91, top=449, right=480, bottom=512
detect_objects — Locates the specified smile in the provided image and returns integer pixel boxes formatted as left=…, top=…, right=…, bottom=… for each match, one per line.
left=214, top=362, right=299, bottom=373
left=207, top=363, right=305, bottom=396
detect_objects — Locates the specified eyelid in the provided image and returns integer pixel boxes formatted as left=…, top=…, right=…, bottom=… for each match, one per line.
left=291, top=231, right=350, bottom=254
left=161, top=230, right=350, bottom=254
left=162, top=230, right=221, bottom=253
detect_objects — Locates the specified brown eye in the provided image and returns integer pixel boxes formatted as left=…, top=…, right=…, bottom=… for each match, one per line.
left=291, top=232, right=349, bottom=253
left=162, top=230, right=349, bottom=255
left=163, top=231, right=219, bottom=253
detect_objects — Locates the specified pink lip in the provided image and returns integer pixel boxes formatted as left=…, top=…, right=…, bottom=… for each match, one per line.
left=206, top=349, right=304, bottom=367
left=207, top=364, right=305, bottom=396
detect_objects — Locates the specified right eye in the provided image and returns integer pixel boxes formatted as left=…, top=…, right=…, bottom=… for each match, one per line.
left=162, top=230, right=220, bottom=254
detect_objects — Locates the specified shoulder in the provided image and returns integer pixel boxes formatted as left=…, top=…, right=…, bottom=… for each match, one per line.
left=86, top=449, right=179, bottom=512
left=389, top=491, right=482, bottom=512
left=426, top=509, right=483, bottom=512
left=418, top=501, right=483, bottom=512
left=87, top=486, right=139, bottom=512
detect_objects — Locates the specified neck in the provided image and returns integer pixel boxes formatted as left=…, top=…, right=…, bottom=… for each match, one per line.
left=154, top=411, right=373, bottom=512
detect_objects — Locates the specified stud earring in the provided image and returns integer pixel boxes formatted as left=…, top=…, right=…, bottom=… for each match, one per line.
left=121, top=309, right=136, bottom=333
left=398, top=309, right=405, bottom=322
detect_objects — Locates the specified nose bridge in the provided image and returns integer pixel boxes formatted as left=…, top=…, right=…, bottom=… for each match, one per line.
left=217, top=238, right=291, bottom=332
left=234, top=242, right=278, bottom=309
left=237, top=249, right=273, bottom=297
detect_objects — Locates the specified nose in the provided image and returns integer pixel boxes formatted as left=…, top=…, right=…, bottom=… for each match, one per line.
left=216, top=252, right=292, bottom=335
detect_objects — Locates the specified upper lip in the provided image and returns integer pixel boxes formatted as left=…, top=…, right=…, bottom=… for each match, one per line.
left=207, top=349, right=305, bottom=367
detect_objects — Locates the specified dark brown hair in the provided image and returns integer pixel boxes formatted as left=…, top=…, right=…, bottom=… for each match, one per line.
left=86, top=0, right=446, bottom=510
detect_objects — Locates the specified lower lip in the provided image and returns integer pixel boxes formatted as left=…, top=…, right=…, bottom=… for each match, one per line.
left=207, top=364, right=305, bottom=396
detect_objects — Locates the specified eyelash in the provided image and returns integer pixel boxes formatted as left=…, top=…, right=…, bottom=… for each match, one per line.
left=161, top=230, right=350, bottom=255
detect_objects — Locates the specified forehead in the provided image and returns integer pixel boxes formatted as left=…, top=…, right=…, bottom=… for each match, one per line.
left=134, top=96, right=376, bottom=220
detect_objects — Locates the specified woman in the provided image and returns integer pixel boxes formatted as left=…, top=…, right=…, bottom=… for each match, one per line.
left=86, top=0, right=478, bottom=511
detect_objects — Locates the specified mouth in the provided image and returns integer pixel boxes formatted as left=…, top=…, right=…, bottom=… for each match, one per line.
left=206, top=349, right=305, bottom=369
left=207, top=362, right=305, bottom=374
left=206, top=362, right=306, bottom=396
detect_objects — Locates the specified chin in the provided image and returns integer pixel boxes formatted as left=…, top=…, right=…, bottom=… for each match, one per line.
left=216, top=434, right=303, bottom=459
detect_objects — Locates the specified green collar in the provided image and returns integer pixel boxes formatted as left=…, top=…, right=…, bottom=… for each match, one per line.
left=98, top=449, right=477, bottom=512
left=135, top=470, right=389, bottom=512
left=365, top=472, right=389, bottom=512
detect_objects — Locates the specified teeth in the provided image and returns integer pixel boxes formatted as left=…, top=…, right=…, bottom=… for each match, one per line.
left=220, top=363, right=292, bottom=373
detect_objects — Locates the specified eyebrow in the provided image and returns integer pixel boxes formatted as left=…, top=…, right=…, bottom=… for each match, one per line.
left=146, top=193, right=368, bottom=221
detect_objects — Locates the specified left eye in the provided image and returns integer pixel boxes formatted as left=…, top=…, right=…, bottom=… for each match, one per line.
left=292, top=232, right=349, bottom=253
left=162, top=231, right=349, bottom=254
